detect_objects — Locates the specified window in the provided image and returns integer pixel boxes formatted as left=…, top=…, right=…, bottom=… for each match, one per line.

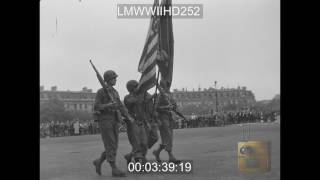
left=74, top=104, right=77, bottom=109
left=85, top=104, right=88, bottom=109
left=79, top=104, right=82, bottom=109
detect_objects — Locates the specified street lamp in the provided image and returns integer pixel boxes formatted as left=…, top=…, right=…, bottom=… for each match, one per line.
left=215, top=81, right=219, bottom=113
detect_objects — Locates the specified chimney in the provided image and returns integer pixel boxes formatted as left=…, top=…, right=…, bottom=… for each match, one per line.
left=82, top=87, right=88, bottom=92
left=87, top=89, right=92, bottom=93
left=40, top=86, right=44, bottom=91
left=51, top=86, right=57, bottom=91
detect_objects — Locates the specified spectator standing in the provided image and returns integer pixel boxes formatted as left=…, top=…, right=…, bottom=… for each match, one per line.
left=74, top=120, right=80, bottom=136
left=89, top=121, right=93, bottom=135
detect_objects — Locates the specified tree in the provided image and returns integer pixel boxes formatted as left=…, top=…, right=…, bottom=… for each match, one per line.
left=68, top=110, right=93, bottom=122
left=40, top=98, right=72, bottom=122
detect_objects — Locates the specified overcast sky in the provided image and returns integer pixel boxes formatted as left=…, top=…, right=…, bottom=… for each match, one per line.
left=40, top=0, right=280, bottom=101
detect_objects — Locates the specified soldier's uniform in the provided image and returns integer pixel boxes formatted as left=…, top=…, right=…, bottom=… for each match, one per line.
left=124, top=93, right=148, bottom=161
left=92, top=70, right=131, bottom=177
left=94, top=87, right=128, bottom=162
left=156, top=91, right=175, bottom=151
left=123, top=80, right=159, bottom=163
left=152, top=80, right=180, bottom=163
left=142, top=92, right=159, bottom=149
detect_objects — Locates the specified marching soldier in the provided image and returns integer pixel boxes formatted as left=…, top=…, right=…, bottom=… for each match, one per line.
left=92, top=70, right=134, bottom=177
left=152, top=79, right=180, bottom=163
left=123, top=80, right=159, bottom=164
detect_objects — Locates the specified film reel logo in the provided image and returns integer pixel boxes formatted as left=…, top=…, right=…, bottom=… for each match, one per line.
left=238, top=141, right=271, bottom=173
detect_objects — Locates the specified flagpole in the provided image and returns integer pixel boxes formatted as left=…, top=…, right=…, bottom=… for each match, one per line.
left=152, top=68, right=160, bottom=112
left=152, top=1, right=161, bottom=119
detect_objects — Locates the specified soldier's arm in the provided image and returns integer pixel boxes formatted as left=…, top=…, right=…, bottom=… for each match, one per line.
left=124, top=94, right=139, bottom=105
left=94, top=89, right=117, bottom=111
left=155, top=94, right=172, bottom=111
left=168, top=93, right=178, bottom=108
left=123, top=95, right=136, bottom=116
left=113, top=92, right=133, bottom=121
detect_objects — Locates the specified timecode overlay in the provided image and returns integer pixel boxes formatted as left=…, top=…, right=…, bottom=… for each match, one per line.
left=127, top=160, right=193, bottom=174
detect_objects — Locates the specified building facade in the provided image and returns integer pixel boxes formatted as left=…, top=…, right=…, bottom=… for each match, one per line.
left=40, top=86, right=95, bottom=112
left=40, top=85, right=256, bottom=114
left=172, top=86, right=256, bottom=115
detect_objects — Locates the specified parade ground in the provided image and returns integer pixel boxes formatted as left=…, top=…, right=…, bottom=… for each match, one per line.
left=40, top=123, right=280, bottom=180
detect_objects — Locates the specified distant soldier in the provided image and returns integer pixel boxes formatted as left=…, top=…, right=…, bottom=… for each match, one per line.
left=92, top=70, right=134, bottom=177
left=152, top=80, right=180, bottom=163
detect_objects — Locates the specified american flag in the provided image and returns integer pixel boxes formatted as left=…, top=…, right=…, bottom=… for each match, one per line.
left=137, top=0, right=160, bottom=93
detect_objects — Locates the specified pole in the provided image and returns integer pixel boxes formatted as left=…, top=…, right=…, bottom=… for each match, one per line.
left=152, top=4, right=161, bottom=115
left=215, top=81, right=218, bottom=113
left=152, top=70, right=160, bottom=112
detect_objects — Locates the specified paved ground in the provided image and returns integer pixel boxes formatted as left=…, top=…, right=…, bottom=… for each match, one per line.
left=40, top=123, right=280, bottom=180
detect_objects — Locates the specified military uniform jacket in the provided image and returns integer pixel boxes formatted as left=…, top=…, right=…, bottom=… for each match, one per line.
left=156, top=91, right=177, bottom=117
left=124, top=92, right=154, bottom=123
left=94, top=87, right=129, bottom=121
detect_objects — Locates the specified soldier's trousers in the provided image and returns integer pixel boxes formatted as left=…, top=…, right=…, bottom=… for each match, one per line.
left=158, top=114, right=175, bottom=152
left=145, top=122, right=159, bottom=149
left=98, top=119, right=119, bottom=162
left=126, top=121, right=148, bottom=159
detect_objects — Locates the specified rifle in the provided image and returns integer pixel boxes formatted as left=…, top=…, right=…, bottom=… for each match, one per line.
left=157, top=85, right=187, bottom=120
left=89, top=60, right=122, bottom=123
left=172, top=106, right=187, bottom=120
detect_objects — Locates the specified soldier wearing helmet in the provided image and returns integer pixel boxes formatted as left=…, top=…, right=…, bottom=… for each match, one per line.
left=153, top=79, right=180, bottom=163
left=92, top=70, right=133, bottom=177
left=123, top=80, right=159, bottom=164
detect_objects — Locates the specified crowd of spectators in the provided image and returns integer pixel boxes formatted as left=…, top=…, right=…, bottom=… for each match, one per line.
left=40, top=110, right=279, bottom=138
left=174, top=110, right=279, bottom=129
left=40, top=120, right=100, bottom=138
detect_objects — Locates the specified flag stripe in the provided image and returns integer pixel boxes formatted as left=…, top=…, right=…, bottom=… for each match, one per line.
left=140, top=66, right=156, bottom=84
left=137, top=0, right=160, bottom=93
left=138, top=31, right=156, bottom=67
left=147, top=33, right=159, bottom=54
left=138, top=10, right=159, bottom=70
left=138, top=46, right=158, bottom=72
left=138, top=33, right=159, bottom=72
left=138, top=74, right=157, bottom=93
left=143, top=60, right=157, bottom=75
left=140, top=45, right=158, bottom=71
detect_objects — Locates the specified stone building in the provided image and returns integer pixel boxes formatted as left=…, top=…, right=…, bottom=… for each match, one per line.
left=40, top=85, right=256, bottom=114
left=40, top=86, right=95, bottom=112
left=172, top=86, right=256, bottom=115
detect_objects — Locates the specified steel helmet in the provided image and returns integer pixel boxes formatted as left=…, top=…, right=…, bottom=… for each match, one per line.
left=103, top=70, right=118, bottom=82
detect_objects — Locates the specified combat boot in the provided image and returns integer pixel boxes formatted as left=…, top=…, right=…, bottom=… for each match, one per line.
left=153, top=144, right=165, bottom=162
left=168, top=150, right=181, bottom=164
left=110, top=161, right=126, bottom=177
left=124, top=153, right=132, bottom=166
left=93, top=152, right=106, bottom=175
left=93, top=159, right=103, bottom=175
left=141, top=156, right=147, bottom=165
